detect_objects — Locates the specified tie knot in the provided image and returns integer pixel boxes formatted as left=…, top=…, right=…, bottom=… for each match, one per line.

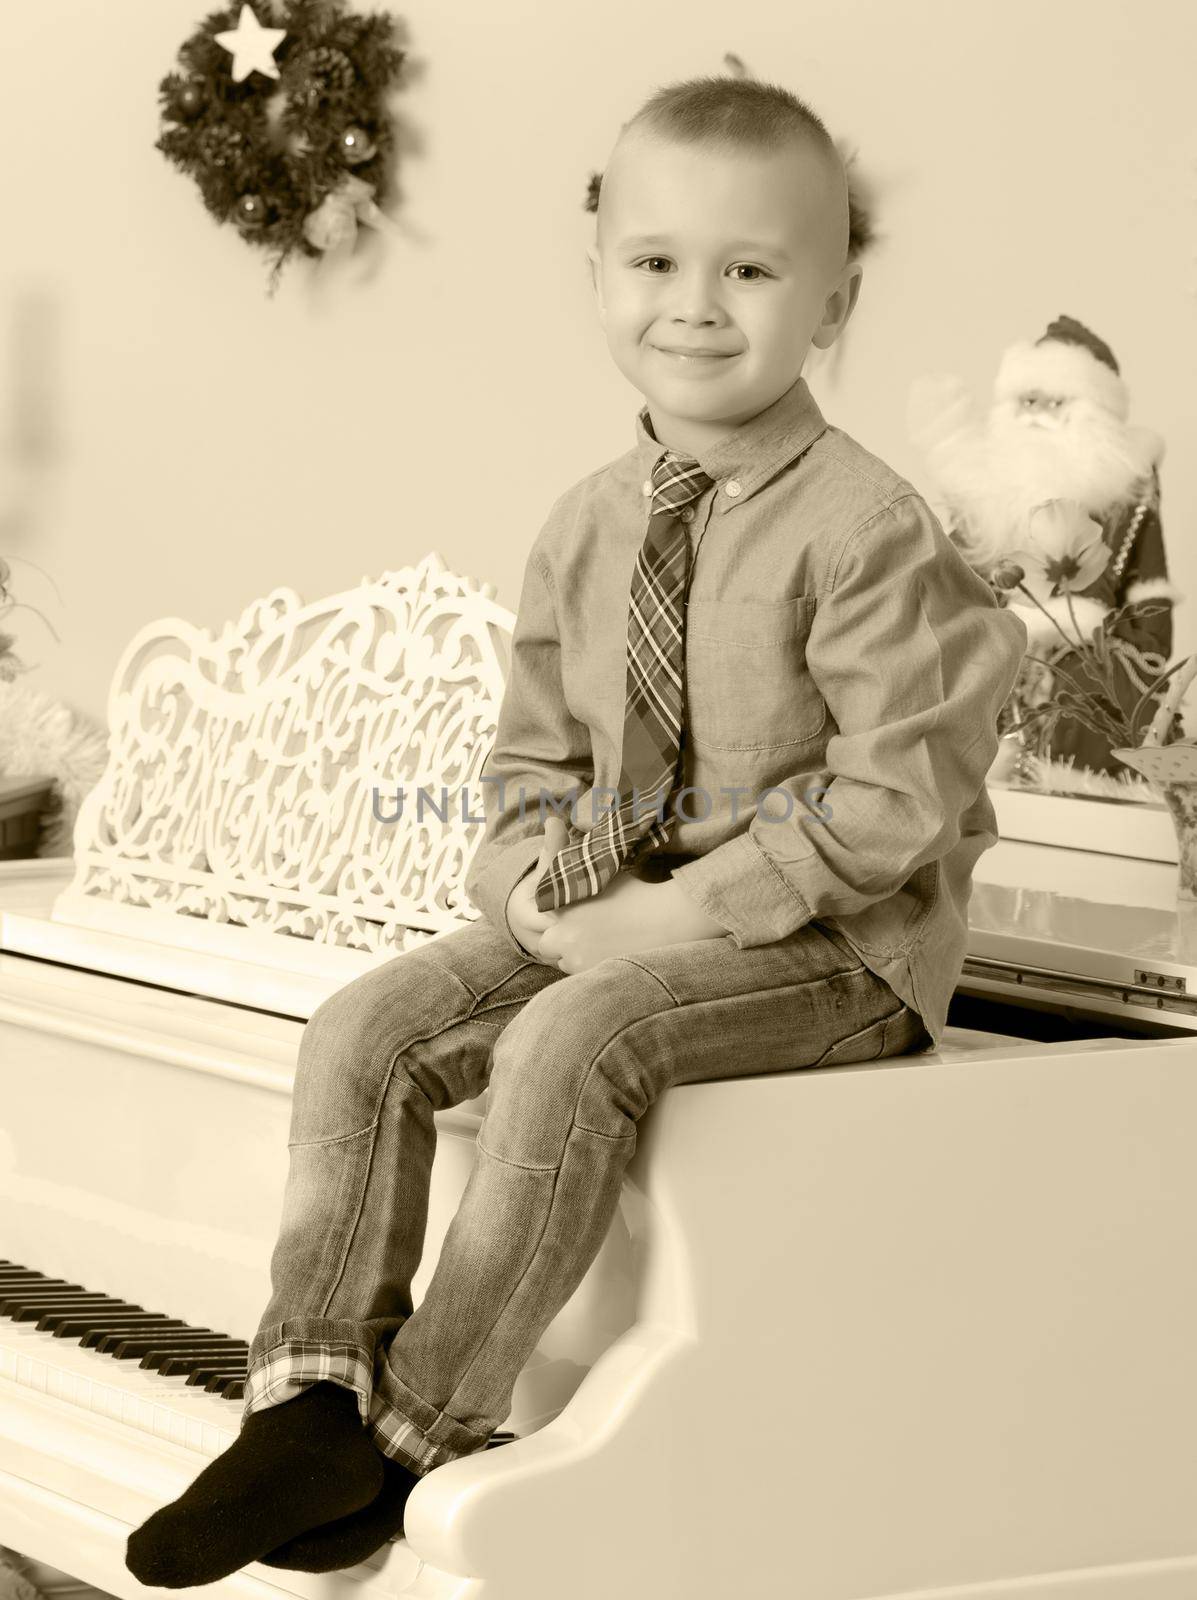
left=650, top=450, right=713, bottom=514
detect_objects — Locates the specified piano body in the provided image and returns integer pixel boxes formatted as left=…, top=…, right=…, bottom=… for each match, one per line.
left=1, top=556, right=1195, bottom=1600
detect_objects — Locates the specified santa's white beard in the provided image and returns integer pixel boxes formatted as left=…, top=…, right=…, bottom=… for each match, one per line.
left=929, top=398, right=1159, bottom=572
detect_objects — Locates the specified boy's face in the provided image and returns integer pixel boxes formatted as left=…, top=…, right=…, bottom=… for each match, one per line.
left=588, top=131, right=863, bottom=454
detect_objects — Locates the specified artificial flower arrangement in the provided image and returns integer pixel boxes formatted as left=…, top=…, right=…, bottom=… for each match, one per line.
left=989, top=499, right=1197, bottom=892
left=0, top=553, right=71, bottom=859
left=0, top=554, right=60, bottom=681
left=990, top=499, right=1193, bottom=762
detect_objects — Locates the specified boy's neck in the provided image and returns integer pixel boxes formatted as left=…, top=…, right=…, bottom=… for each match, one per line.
left=643, top=409, right=733, bottom=460
left=644, top=378, right=806, bottom=460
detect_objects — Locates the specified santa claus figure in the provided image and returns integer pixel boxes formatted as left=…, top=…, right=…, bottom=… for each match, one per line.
left=909, top=314, right=1180, bottom=784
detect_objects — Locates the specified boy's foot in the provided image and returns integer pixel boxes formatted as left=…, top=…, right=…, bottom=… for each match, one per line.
left=259, top=1452, right=422, bottom=1570
left=124, top=1379, right=385, bottom=1588
left=260, top=1432, right=517, bottom=1572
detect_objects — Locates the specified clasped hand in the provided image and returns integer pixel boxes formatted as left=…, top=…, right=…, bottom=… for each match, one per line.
left=505, top=816, right=729, bottom=975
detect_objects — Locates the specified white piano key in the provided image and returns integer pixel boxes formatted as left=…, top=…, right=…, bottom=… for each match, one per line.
left=0, top=1319, right=238, bottom=1459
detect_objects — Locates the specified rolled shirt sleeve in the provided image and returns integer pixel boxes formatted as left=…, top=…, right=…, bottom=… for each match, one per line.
left=670, top=494, right=1028, bottom=946
left=464, top=548, right=595, bottom=953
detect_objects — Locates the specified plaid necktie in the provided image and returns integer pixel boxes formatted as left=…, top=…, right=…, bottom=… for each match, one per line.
left=534, top=448, right=715, bottom=911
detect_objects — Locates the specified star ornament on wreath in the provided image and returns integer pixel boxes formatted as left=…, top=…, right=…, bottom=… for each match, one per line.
left=156, top=0, right=405, bottom=293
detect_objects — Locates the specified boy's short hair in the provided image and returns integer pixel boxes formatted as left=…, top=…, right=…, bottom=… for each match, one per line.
left=586, top=74, right=876, bottom=265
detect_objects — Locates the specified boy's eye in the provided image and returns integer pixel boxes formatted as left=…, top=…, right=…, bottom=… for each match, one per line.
left=632, top=257, right=769, bottom=282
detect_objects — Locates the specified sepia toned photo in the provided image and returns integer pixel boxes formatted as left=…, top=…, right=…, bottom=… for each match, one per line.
left=0, top=3, right=1194, bottom=1597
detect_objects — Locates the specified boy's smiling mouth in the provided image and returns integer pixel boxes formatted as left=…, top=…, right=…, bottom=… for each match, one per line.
left=653, top=346, right=739, bottom=363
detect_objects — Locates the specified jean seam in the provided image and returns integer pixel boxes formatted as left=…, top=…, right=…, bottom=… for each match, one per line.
left=458, top=959, right=549, bottom=1009
left=472, top=993, right=542, bottom=1023
left=566, top=1114, right=635, bottom=1142
left=582, top=967, right=887, bottom=1127
left=475, top=1129, right=556, bottom=1172
left=446, top=1037, right=646, bottom=1406
left=309, top=973, right=484, bottom=1316
left=288, top=1118, right=379, bottom=1151
left=445, top=1155, right=565, bottom=1404
left=618, top=958, right=870, bottom=1019
left=813, top=1002, right=906, bottom=1069
left=615, top=954, right=681, bottom=1005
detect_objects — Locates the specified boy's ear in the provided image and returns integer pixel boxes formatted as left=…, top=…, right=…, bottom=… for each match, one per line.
left=586, top=245, right=606, bottom=326
left=810, top=261, right=864, bottom=351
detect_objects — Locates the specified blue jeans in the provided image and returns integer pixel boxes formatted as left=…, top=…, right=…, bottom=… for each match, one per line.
left=242, top=900, right=930, bottom=1475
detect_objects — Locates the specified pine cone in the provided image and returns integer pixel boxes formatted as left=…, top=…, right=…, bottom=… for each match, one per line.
left=288, top=45, right=356, bottom=110
left=197, top=123, right=246, bottom=170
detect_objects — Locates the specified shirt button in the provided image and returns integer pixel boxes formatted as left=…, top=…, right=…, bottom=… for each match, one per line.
left=642, top=480, right=653, bottom=496
left=724, top=479, right=742, bottom=497
left=679, top=506, right=695, bottom=522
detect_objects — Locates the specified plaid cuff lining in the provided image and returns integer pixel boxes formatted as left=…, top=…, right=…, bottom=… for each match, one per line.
left=366, top=1392, right=452, bottom=1476
left=242, top=1338, right=375, bottom=1429
left=242, top=1336, right=466, bottom=1478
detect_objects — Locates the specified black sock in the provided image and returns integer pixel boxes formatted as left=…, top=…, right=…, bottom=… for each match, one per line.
left=124, top=1380, right=385, bottom=1587
left=260, top=1452, right=422, bottom=1571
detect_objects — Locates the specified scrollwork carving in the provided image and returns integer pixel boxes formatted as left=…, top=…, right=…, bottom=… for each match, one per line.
left=63, top=553, right=513, bottom=953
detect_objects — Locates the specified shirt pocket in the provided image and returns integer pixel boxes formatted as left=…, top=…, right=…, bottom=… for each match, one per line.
left=684, top=595, right=825, bottom=751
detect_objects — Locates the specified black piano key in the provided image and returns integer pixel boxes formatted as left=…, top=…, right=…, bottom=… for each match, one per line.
left=186, top=1363, right=250, bottom=1385
left=209, top=1374, right=244, bottom=1395
left=91, top=1325, right=204, bottom=1353
left=12, top=1303, right=124, bottom=1324
left=0, top=1280, right=99, bottom=1294
left=40, top=1306, right=150, bottom=1324
left=157, top=1353, right=243, bottom=1376
left=4, top=1294, right=138, bottom=1320
left=175, top=1350, right=248, bottom=1376
left=2, top=1288, right=126, bottom=1303
left=0, top=1274, right=77, bottom=1289
left=0, top=1286, right=92, bottom=1305
left=37, top=1304, right=146, bottom=1331
left=104, top=1329, right=219, bottom=1355
left=3, top=1287, right=129, bottom=1304
left=160, top=1352, right=244, bottom=1377
left=145, top=1344, right=248, bottom=1373
left=46, top=1312, right=180, bottom=1338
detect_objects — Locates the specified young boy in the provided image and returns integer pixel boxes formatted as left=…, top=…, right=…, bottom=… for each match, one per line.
left=126, top=76, right=1026, bottom=1587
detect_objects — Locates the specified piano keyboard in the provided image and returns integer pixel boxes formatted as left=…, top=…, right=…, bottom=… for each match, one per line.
left=0, top=1258, right=252, bottom=1459
left=0, top=1260, right=515, bottom=1460
left=0, top=1261, right=250, bottom=1398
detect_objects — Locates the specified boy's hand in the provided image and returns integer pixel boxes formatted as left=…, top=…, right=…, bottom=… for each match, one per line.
left=504, top=817, right=571, bottom=958
left=507, top=817, right=730, bottom=972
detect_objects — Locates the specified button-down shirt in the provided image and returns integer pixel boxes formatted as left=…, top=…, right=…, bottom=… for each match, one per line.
left=464, top=373, right=1027, bottom=1050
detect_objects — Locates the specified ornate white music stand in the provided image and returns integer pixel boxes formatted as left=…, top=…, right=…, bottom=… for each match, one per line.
left=1, top=553, right=513, bottom=1016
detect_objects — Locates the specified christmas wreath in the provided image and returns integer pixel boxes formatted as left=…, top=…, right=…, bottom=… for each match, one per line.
left=156, top=1, right=405, bottom=291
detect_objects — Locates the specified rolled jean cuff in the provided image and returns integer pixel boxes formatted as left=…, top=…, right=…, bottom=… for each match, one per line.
left=369, top=1360, right=493, bottom=1474
left=242, top=1319, right=379, bottom=1430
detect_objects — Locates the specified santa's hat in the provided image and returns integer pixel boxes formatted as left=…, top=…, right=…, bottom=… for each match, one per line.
left=993, top=314, right=1130, bottom=422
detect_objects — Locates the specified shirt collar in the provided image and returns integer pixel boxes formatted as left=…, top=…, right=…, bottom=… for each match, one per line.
left=633, top=372, right=828, bottom=513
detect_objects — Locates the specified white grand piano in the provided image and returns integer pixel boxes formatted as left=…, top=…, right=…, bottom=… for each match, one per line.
left=1, top=557, right=1194, bottom=1600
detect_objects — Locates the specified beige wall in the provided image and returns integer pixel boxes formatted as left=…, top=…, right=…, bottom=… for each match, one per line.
left=1, top=0, right=1193, bottom=730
